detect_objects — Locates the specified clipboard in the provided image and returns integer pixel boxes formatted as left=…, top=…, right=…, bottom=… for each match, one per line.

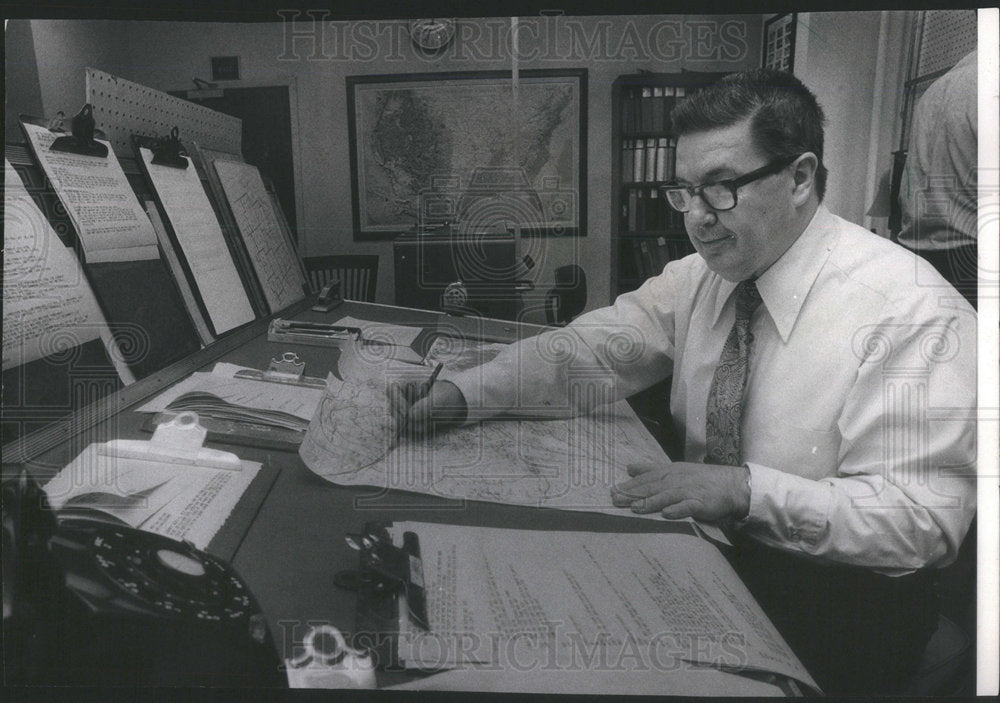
left=140, top=353, right=322, bottom=451
left=132, top=133, right=261, bottom=338
left=190, top=144, right=309, bottom=315
left=335, top=521, right=430, bottom=669
left=29, top=105, right=109, bottom=158
left=16, top=114, right=203, bottom=379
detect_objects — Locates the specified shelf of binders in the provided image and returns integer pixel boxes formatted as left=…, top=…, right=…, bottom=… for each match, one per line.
left=611, top=72, right=726, bottom=297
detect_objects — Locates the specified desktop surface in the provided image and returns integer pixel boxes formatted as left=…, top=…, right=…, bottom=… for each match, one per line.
left=7, top=300, right=786, bottom=695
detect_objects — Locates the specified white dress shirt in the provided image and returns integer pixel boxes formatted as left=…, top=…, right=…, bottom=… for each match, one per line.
left=897, top=50, right=977, bottom=250
left=445, top=206, right=977, bottom=574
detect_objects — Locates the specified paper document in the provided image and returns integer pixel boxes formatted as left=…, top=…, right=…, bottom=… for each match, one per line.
left=2, top=159, right=124, bottom=377
left=299, top=341, right=689, bottom=524
left=22, top=123, right=158, bottom=262
left=423, top=336, right=509, bottom=371
left=334, top=316, right=423, bottom=346
left=138, top=147, right=255, bottom=335
left=387, top=664, right=786, bottom=696
left=44, top=444, right=260, bottom=550
left=143, top=200, right=214, bottom=345
left=212, top=159, right=306, bottom=313
left=390, top=522, right=819, bottom=692
left=137, top=363, right=328, bottom=422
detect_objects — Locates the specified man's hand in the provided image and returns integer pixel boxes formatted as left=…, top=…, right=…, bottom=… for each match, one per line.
left=610, top=461, right=751, bottom=523
left=386, top=378, right=467, bottom=440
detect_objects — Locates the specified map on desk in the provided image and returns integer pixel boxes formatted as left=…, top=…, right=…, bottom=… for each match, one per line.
left=298, top=339, right=692, bottom=525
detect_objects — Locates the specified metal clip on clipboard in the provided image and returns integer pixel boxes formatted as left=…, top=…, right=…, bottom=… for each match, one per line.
left=100, top=411, right=241, bottom=471
left=336, top=522, right=429, bottom=668
left=267, top=318, right=361, bottom=348
left=233, top=352, right=326, bottom=389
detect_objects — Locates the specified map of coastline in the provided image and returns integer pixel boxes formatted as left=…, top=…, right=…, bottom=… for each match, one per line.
left=355, top=78, right=578, bottom=231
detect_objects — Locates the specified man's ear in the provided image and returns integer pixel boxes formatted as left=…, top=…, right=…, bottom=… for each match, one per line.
left=790, top=153, right=819, bottom=206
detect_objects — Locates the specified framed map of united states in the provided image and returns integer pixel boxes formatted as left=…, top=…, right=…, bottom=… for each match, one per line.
left=347, top=69, right=587, bottom=241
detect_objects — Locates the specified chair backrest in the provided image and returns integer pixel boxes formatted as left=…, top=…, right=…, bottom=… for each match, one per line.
left=303, top=255, right=379, bottom=303
left=545, top=264, right=587, bottom=326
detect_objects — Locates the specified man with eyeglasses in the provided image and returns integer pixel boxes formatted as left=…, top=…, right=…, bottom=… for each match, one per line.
left=391, top=69, right=976, bottom=694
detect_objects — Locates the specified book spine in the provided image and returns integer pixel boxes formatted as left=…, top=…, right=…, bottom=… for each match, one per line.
left=651, top=86, right=665, bottom=133
left=655, top=137, right=668, bottom=182
left=644, top=138, right=656, bottom=183
left=621, top=139, right=633, bottom=182
left=647, top=187, right=660, bottom=231
left=622, top=87, right=634, bottom=134
left=638, top=238, right=652, bottom=278
left=666, top=139, right=676, bottom=181
left=628, top=188, right=638, bottom=232
left=633, top=139, right=644, bottom=182
left=662, top=86, right=674, bottom=132
left=640, top=86, right=653, bottom=132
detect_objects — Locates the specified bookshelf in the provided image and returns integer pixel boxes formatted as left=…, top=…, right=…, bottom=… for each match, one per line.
left=611, top=71, right=727, bottom=297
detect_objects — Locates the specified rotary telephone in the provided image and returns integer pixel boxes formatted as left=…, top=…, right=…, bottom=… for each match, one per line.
left=1, top=469, right=286, bottom=687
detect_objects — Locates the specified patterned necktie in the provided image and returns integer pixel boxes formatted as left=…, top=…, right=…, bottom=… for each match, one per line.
left=705, top=280, right=763, bottom=466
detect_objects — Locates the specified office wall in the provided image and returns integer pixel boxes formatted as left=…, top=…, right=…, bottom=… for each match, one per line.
left=6, top=15, right=761, bottom=312
left=28, top=20, right=134, bottom=119
left=3, top=21, right=44, bottom=144
left=793, top=11, right=887, bottom=227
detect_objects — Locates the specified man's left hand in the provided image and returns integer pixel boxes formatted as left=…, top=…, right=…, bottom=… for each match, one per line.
left=610, top=462, right=751, bottom=523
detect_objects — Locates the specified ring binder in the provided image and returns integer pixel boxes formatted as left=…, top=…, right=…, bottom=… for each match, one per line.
left=49, top=104, right=109, bottom=158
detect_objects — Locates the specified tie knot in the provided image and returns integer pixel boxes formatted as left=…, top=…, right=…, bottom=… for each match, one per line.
left=735, top=280, right=762, bottom=320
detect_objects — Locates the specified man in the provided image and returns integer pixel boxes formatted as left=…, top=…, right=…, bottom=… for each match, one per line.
left=391, top=70, right=977, bottom=694
left=898, top=49, right=978, bottom=309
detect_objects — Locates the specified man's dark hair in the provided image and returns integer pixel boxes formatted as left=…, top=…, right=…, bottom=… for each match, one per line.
left=671, top=69, right=828, bottom=200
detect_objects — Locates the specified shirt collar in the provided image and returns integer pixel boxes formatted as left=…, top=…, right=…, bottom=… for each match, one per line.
left=712, top=205, right=838, bottom=342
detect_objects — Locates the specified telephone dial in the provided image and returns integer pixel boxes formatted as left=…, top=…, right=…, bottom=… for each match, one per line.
left=2, top=469, right=286, bottom=687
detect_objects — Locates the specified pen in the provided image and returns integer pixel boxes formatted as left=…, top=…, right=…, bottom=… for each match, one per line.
left=420, top=362, right=444, bottom=400
left=391, top=362, right=444, bottom=448
left=276, top=320, right=362, bottom=334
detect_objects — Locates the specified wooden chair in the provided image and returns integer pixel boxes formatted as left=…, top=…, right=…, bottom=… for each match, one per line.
left=303, top=255, right=379, bottom=303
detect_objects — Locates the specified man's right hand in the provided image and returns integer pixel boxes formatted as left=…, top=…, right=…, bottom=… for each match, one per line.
left=387, top=378, right=467, bottom=440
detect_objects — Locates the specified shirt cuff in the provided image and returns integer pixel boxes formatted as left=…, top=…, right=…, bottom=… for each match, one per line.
left=441, top=368, right=499, bottom=424
left=741, top=462, right=831, bottom=546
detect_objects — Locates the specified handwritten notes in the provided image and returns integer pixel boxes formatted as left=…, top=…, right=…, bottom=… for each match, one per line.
left=139, top=147, right=255, bottom=335
left=212, top=159, right=305, bottom=313
left=22, top=123, right=158, bottom=263
left=2, top=159, right=113, bottom=371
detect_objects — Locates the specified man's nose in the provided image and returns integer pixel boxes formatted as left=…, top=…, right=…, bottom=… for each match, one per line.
left=685, top=194, right=718, bottom=228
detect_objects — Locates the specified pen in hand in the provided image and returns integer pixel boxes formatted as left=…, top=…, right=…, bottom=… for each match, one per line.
left=420, top=362, right=445, bottom=401
left=391, top=362, right=444, bottom=447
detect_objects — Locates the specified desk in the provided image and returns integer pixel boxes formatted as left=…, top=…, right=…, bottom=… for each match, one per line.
left=5, top=300, right=789, bottom=695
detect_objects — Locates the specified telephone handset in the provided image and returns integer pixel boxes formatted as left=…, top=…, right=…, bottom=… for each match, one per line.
left=1, top=469, right=285, bottom=687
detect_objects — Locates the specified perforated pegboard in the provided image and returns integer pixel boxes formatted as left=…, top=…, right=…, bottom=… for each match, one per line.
left=917, top=10, right=977, bottom=77
left=85, top=69, right=242, bottom=156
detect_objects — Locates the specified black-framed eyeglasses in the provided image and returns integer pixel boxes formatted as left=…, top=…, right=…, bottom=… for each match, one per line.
left=660, top=154, right=802, bottom=212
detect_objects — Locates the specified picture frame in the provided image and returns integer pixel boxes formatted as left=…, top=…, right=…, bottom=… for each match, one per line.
left=346, top=69, right=587, bottom=240
left=763, top=13, right=797, bottom=73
